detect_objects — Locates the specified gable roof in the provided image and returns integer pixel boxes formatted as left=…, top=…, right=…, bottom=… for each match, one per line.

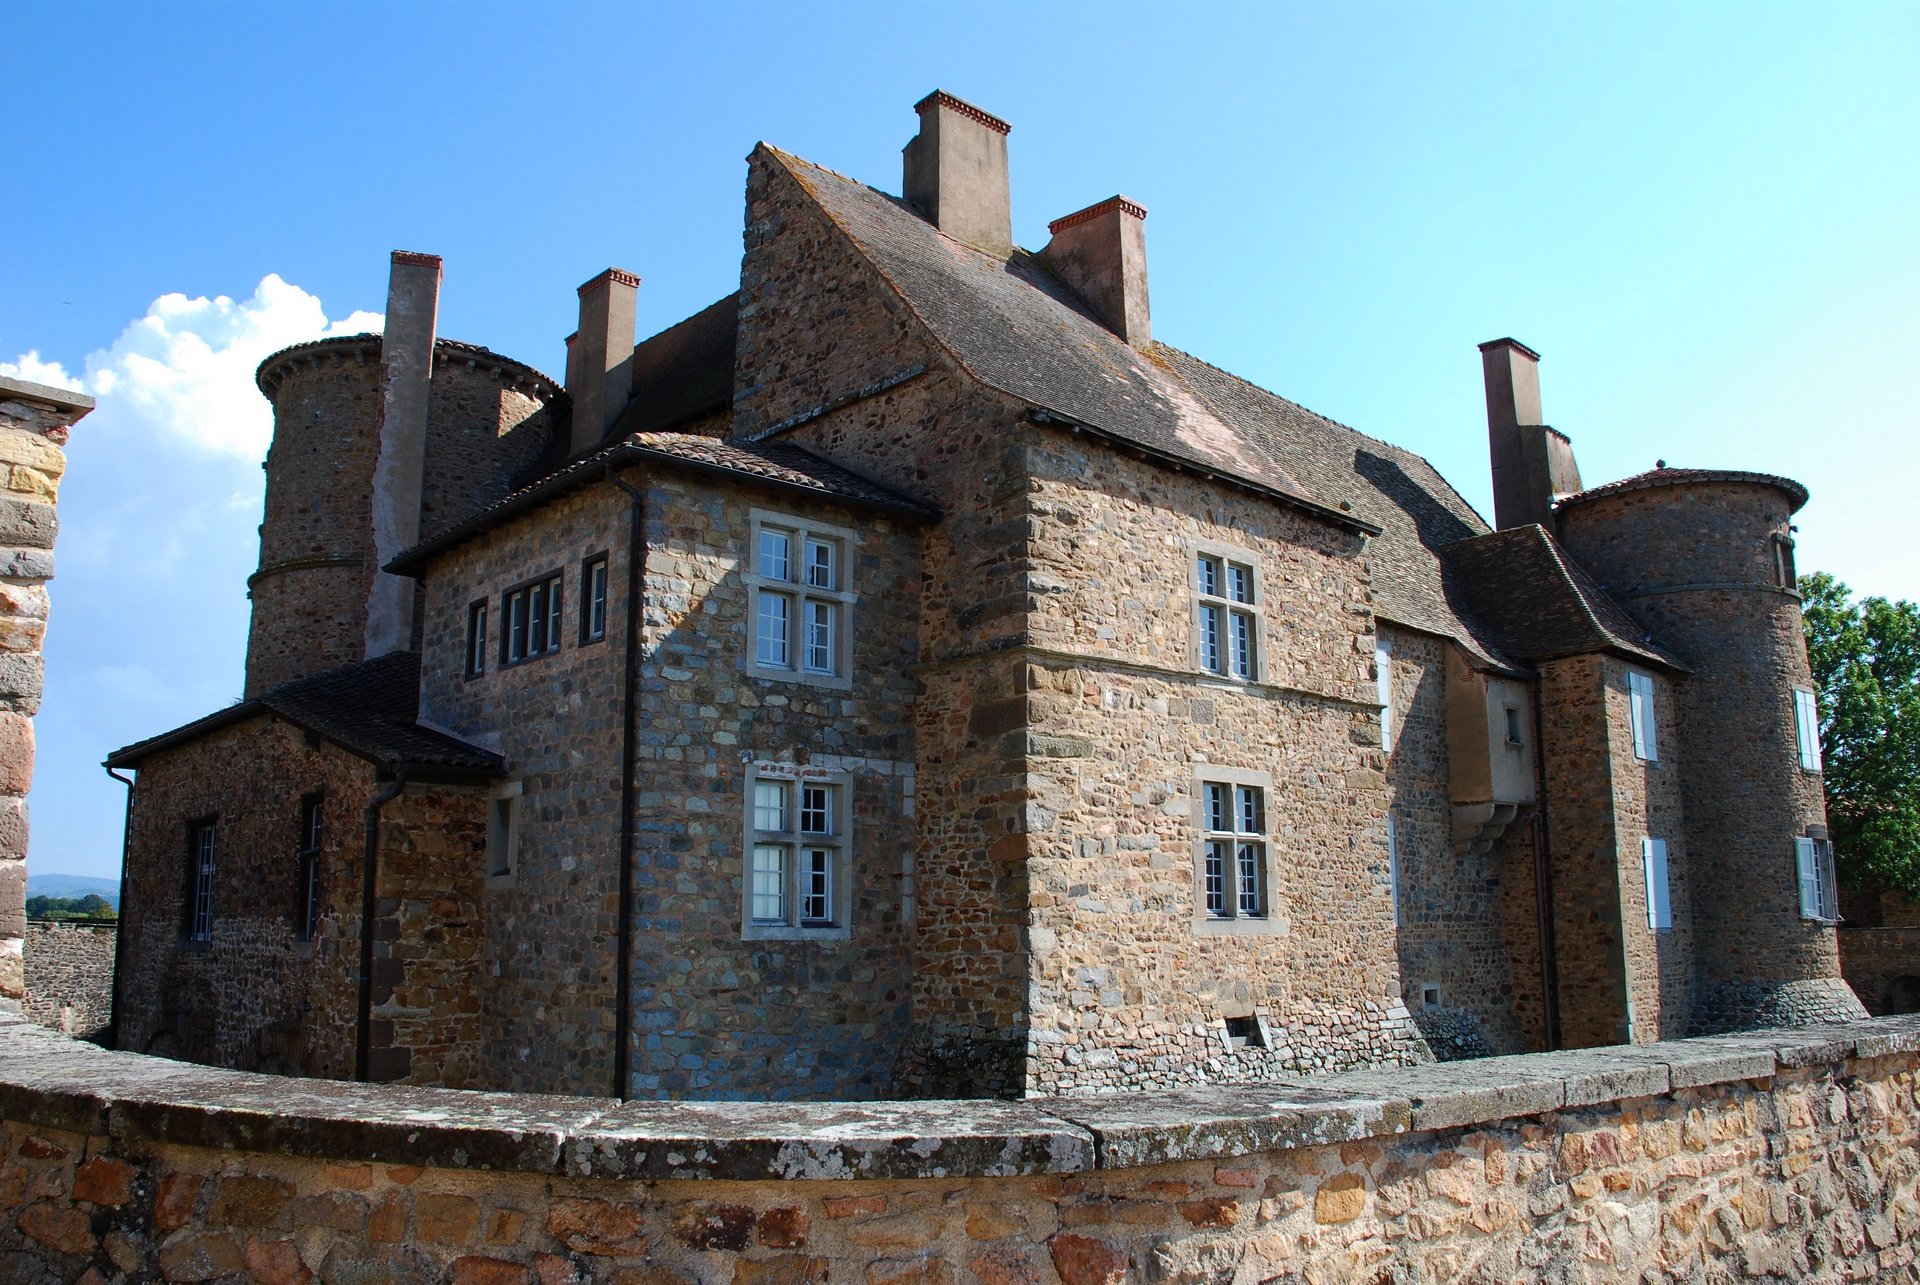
left=1439, top=525, right=1687, bottom=672
left=105, top=653, right=504, bottom=781
left=764, top=147, right=1522, bottom=671
left=386, top=430, right=937, bottom=576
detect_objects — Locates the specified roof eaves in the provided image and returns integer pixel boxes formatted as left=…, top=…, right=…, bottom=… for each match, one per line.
left=1026, top=407, right=1382, bottom=537
left=104, top=702, right=266, bottom=769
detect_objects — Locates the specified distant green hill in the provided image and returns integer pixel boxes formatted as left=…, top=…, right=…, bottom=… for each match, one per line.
left=25, top=873, right=119, bottom=907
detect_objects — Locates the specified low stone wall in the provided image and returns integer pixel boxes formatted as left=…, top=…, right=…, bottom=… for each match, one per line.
left=22, top=920, right=114, bottom=1042
left=1840, top=925, right=1920, bottom=1017
left=0, top=1012, right=1917, bottom=1282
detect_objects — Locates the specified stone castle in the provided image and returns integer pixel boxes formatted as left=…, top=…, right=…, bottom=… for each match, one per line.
left=106, top=92, right=1866, bottom=1102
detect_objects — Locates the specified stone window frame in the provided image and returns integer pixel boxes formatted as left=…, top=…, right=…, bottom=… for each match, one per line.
left=742, top=761, right=853, bottom=942
left=464, top=599, right=488, bottom=680
left=485, top=781, right=523, bottom=891
left=744, top=509, right=857, bottom=692
left=500, top=569, right=564, bottom=668
left=1192, top=765, right=1283, bottom=937
left=1772, top=533, right=1798, bottom=591
left=183, top=815, right=217, bottom=945
left=295, top=792, right=323, bottom=946
left=580, top=552, right=611, bottom=646
left=1190, top=540, right=1263, bottom=683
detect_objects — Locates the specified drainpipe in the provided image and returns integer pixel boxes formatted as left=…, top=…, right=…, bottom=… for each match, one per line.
left=103, top=765, right=136, bottom=1049
left=1529, top=675, right=1562, bottom=1051
left=605, top=463, right=647, bottom=1101
left=354, top=767, right=408, bottom=1082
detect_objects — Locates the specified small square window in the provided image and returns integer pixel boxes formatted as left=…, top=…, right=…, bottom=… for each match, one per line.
left=1504, top=705, right=1524, bottom=746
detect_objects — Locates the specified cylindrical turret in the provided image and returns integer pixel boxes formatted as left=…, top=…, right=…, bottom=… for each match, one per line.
left=1555, top=468, right=1868, bottom=1032
left=247, top=336, right=386, bottom=696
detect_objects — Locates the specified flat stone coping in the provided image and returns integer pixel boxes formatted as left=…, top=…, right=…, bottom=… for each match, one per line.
left=2, top=1011, right=1916, bottom=1181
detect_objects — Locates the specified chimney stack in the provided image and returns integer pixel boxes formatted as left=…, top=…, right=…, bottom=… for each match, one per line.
left=365, top=250, right=442, bottom=660
left=1043, top=197, right=1151, bottom=346
left=571, top=268, right=639, bottom=457
left=1479, top=337, right=1581, bottom=531
left=902, top=90, right=1013, bottom=256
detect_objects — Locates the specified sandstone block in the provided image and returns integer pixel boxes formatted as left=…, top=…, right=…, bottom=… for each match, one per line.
left=156, top=1230, right=243, bottom=1281
left=547, top=1197, right=646, bottom=1255
left=825, top=1195, right=888, bottom=1218
left=0, top=498, right=55, bottom=550
left=673, top=1201, right=756, bottom=1251
left=485, top=1206, right=529, bottom=1245
left=731, top=1255, right=829, bottom=1285
left=453, top=1256, right=531, bottom=1285
left=16, top=1199, right=94, bottom=1256
left=0, top=713, right=33, bottom=794
left=417, top=1193, right=480, bottom=1244
left=757, top=1205, right=810, bottom=1248
left=368, top=1191, right=407, bottom=1242
left=967, top=1247, right=1045, bottom=1285
left=244, top=1237, right=313, bottom=1285
left=1049, top=1233, right=1129, bottom=1285
left=154, top=1172, right=203, bottom=1231
left=1314, top=1173, right=1366, bottom=1224
left=209, top=1174, right=291, bottom=1227
left=868, top=1259, right=957, bottom=1285
left=71, top=1155, right=134, bottom=1206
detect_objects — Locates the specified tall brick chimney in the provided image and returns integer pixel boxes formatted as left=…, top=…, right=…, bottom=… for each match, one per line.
left=1480, top=337, right=1581, bottom=530
left=1043, top=197, right=1151, bottom=347
left=570, top=269, right=638, bottom=457
left=365, top=251, right=441, bottom=660
left=903, top=90, right=1013, bottom=257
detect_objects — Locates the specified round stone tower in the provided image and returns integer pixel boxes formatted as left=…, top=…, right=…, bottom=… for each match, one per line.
left=245, top=253, right=562, bottom=697
left=1555, top=468, right=1868, bottom=1033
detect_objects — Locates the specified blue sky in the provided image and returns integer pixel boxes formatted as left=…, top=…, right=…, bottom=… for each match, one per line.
left=5, top=3, right=1917, bottom=879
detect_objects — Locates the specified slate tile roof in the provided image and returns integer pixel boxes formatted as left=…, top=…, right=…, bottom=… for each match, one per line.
left=105, top=652, right=503, bottom=780
left=767, top=147, right=1526, bottom=670
left=1558, top=467, right=1809, bottom=515
left=1439, top=525, right=1686, bottom=672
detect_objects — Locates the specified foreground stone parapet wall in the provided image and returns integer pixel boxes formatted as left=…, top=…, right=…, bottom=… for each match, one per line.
left=1, top=1014, right=1918, bottom=1281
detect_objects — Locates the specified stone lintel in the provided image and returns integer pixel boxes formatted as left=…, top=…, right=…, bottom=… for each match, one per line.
left=0, top=376, right=94, bottom=419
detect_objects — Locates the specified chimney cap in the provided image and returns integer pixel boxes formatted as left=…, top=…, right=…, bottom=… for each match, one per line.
left=578, top=268, right=641, bottom=297
left=1048, top=196, right=1148, bottom=237
left=913, top=90, right=1012, bottom=136
left=1478, top=336, right=1541, bottom=361
left=390, top=250, right=443, bottom=269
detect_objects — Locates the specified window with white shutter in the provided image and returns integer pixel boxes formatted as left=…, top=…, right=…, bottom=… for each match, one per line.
left=1641, top=837, right=1671, bottom=931
left=1794, top=688, right=1823, bottom=772
left=1795, top=836, right=1839, bottom=922
left=1628, top=671, right=1658, bottom=762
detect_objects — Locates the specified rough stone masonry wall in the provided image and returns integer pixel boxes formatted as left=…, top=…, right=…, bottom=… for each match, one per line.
left=1839, top=927, right=1920, bottom=1017
left=0, top=378, right=83, bottom=1008
left=1382, top=626, right=1535, bottom=1060
left=2, top=1011, right=1920, bottom=1283
left=1010, top=438, right=1426, bottom=1093
left=115, top=721, right=372, bottom=1079
left=22, top=921, right=114, bottom=1042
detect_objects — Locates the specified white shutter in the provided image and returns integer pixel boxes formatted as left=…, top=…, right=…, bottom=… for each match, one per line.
left=1642, top=838, right=1670, bottom=931
left=1795, top=689, right=1823, bottom=771
left=1629, top=672, right=1658, bottom=762
left=1795, top=837, right=1822, bottom=919
left=1376, top=641, right=1393, bottom=753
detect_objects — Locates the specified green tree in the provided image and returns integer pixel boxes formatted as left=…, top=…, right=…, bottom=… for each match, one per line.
left=1802, top=571, right=1920, bottom=898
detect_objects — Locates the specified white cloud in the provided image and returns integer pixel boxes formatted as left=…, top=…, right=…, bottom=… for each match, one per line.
left=33, top=275, right=383, bottom=460
left=0, top=352, right=83, bottom=391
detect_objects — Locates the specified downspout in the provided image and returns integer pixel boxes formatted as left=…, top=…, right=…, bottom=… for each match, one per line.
left=1529, top=674, right=1562, bottom=1051
left=104, top=765, right=136, bottom=1049
left=605, top=464, right=647, bottom=1101
left=354, top=766, right=409, bottom=1082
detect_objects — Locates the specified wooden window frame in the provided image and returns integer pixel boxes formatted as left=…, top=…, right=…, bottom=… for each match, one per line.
left=501, top=570, right=564, bottom=667
left=745, top=511, right=856, bottom=691
left=743, top=763, right=852, bottom=941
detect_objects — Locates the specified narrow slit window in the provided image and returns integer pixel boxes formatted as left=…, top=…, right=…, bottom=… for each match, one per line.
left=466, top=601, right=488, bottom=678
left=582, top=554, right=609, bottom=643
left=187, top=821, right=216, bottom=942
left=296, top=796, right=322, bottom=942
left=1794, top=687, right=1822, bottom=772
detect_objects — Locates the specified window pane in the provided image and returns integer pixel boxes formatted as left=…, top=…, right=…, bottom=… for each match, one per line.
left=1200, top=604, right=1223, bottom=673
left=589, top=560, right=608, bottom=638
left=1197, top=555, right=1220, bottom=597
left=804, top=600, right=835, bottom=673
left=751, top=844, right=788, bottom=923
left=802, top=848, right=832, bottom=922
left=800, top=784, right=832, bottom=834
left=806, top=539, right=834, bottom=589
left=1237, top=842, right=1263, bottom=916
left=757, top=592, right=791, bottom=666
left=1236, top=786, right=1262, bottom=835
left=1205, top=840, right=1228, bottom=917
left=545, top=576, right=563, bottom=651
left=529, top=583, right=548, bottom=654
left=1205, top=783, right=1228, bottom=833
left=1228, top=562, right=1253, bottom=605
left=759, top=529, right=792, bottom=581
left=753, top=781, right=789, bottom=833
left=509, top=592, right=528, bottom=661
left=468, top=604, right=487, bottom=675
left=1230, top=610, right=1253, bottom=679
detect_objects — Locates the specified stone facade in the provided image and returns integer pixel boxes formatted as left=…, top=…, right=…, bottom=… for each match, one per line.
left=4, top=1011, right=1920, bottom=1283
left=0, top=376, right=88, bottom=1008
left=22, top=920, right=114, bottom=1041
left=108, top=92, right=1865, bottom=1102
